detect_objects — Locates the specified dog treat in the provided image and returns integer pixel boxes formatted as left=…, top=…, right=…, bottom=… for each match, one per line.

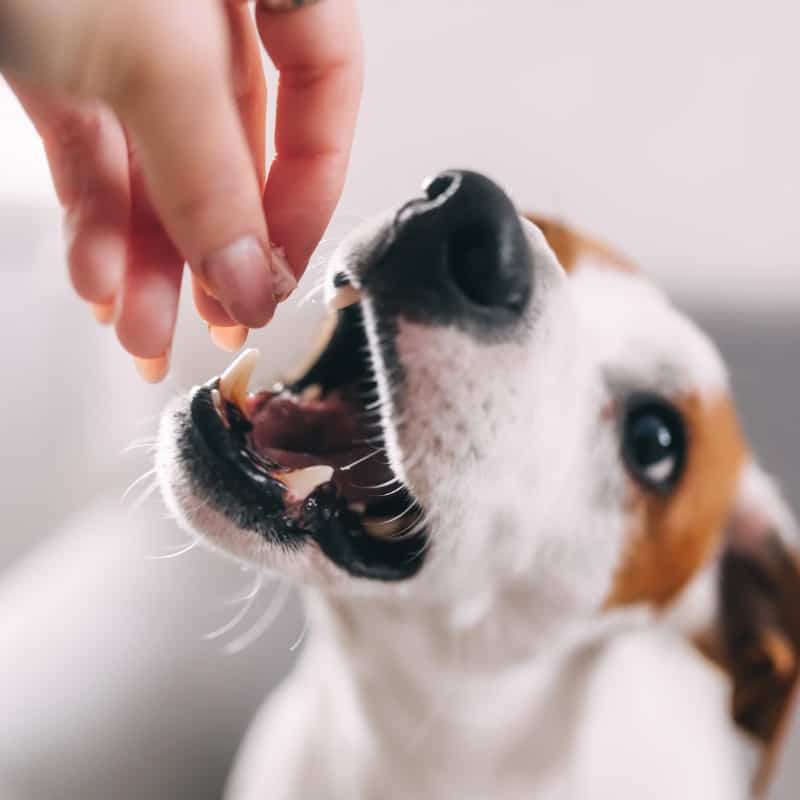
left=328, top=283, right=361, bottom=312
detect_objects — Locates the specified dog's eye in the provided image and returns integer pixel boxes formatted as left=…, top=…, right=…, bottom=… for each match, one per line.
left=622, top=396, right=686, bottom=492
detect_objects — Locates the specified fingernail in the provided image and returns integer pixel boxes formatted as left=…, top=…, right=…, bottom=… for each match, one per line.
left=269, top=245, right=297, bottom=302
left=134, top=352, right=170, bottom=384
left=202, top=237, right=275, bottom=328
left=91, top=301, right=115, bottom=325
left=209, top=324, right=249, bottom=352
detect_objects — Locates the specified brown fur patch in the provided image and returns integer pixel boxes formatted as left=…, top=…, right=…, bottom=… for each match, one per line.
left=606, top=394, right=746, bottom=607
left=524, top=214, right=637, bottom=275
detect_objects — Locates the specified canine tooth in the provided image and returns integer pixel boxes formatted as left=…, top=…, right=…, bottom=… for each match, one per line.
left=328, top=284, right=361, bottom=312
left=280, top=466, right=334, bottom=502
left=300, top=384, right=323, bottom=402
left=219, top=348, right=260, bottom=408
left=211, top=388, right=228, bottom=424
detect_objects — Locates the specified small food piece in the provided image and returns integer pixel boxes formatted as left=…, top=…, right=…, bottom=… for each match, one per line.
left=328, top=284, right=361, bottom=312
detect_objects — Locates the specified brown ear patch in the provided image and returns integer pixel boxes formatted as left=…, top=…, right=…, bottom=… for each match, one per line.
left=523, top=214, right=637, bottom=275
left=606, top=394, right=746, bottom=608
left=720, top=535, right=800, bottom=790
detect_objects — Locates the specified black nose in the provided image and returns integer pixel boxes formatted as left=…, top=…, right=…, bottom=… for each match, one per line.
left=360, top=170, right=534, bottom=331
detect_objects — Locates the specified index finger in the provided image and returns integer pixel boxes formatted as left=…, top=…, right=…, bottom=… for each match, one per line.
left=255, top=0, right=363, bottom=278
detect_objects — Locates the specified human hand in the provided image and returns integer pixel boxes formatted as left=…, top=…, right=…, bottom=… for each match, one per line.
left=0, top=0, right=362, bottom=380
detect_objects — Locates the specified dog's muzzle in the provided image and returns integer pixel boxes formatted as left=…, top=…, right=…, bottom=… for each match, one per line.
left=163, top=170, right=534, bottom=584
left=355, top=170, right=535, bottom=334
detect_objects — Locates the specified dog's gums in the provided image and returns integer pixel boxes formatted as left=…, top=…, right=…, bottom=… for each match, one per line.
left=180, top=283, right=427, bottom=582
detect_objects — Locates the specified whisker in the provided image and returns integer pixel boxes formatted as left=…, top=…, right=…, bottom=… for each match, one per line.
left=297, top=277, right=327, bottom=308
left=147, top=539, right=199, bottom=560
left=289, top=610, right=308, bottom=652
left=205, top=576, right=264, bottom=641
left=366, top=482, right=407, bottom=499
left=402, top=447, right=426, bottom=471
left=394, top=511, right=429, bottom=541
left=121, top=437, right=158, bottom=455
left=127, top=479, right=161, bottom=515
left=226, top=574, right=264, bottom=606
left=352, top=476, right=401, bottom=491
left=355, top=434, right=388, bottom=446
left=225, top=581, right=292, bottom=655
left=121, top=467, right=158, bottom=503
left=378, top=501, right=419, bottom=526
left=339, top=449, right=385, bottom=472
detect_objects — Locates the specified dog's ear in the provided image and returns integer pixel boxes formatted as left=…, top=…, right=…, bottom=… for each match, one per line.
left=522, top=213, right=636, bottom=275
left=715, top=463, right=800, bottom=790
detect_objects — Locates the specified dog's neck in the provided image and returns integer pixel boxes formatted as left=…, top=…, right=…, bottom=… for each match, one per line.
left=299, top=586, right=649, bottom=765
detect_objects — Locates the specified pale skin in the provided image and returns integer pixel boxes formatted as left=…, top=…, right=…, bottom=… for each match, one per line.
left=0, top=0, right=363, bottom=380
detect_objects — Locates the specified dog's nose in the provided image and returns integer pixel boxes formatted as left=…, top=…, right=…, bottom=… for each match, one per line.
left=362, top=170, right=534, bottom=329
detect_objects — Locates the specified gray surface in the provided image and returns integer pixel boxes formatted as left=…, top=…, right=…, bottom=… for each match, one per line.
left=698, top=311, right=800, bottom=797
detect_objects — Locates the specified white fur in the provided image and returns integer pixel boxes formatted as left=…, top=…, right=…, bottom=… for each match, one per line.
left=157, top=211, right=777, bottom=799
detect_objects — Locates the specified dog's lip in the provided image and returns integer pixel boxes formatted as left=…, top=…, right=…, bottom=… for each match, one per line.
left=187, top=380, right=427, bottom=581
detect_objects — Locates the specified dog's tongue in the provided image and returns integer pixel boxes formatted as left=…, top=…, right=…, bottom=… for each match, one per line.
left=249, top=391, right=360, bottom=455
left=247, top=391, right=392, bottom=504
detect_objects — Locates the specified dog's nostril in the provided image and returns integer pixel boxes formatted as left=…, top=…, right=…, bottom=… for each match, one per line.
left=423, top=173, right=456, bottom=202
left=448, top=219, right=531, bottom=313
left=448, top=226, right=506, bottom=309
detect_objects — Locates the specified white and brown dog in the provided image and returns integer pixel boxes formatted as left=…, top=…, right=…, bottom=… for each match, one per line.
left=157, top=171, right=800, bottom=799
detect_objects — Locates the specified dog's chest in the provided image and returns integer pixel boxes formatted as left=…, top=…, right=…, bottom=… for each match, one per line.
left=229, top=605, right=756, bottom=800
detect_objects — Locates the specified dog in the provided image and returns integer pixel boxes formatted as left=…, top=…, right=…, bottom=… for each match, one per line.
left=157, top=171, right=800, bottom=799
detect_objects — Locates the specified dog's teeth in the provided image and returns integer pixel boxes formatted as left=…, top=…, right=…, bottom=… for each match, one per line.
left=219, top=348, right=260, bottom=409
left=328, top=284, right=361, bottom=312
left=210, top=388, right=229, bottom=426
left=300, top=384, right=323, bottom=402
left=280, top=466, right=334, bottom=502
left=363, top=516, right=404, bottom=539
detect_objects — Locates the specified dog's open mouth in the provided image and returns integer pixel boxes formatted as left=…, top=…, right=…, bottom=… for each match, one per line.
left=182, top=282, right=427, bottom=581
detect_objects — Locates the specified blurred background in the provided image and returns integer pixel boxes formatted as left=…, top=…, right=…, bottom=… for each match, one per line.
left=2, top=1, right=800, bottom=797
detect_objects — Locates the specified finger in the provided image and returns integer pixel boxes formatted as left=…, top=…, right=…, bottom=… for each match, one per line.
left=90, top=301, right=116, bottom=325
left=209, top=325, right=249, bottom=352
left=115, top=172, right=184, bottom=360
left=192, top=275, right=236, bottom=327
left=108, top=1, right=276, bottom=328
left=228, top=2, right=268, bottom=187
left=256, top=0, right=363, bottom=276
left=8, top=79, right=129, bottom=305
left=134, top=353, right=171, bottom=384
left=192, top=279, right=249, bottom=350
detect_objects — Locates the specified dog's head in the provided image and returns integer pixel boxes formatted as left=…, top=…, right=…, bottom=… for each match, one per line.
left=158, top=171, right=800, bottom=752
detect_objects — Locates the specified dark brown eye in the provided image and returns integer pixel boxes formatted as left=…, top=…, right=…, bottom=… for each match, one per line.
left=622, top=396, right=686, bottom=493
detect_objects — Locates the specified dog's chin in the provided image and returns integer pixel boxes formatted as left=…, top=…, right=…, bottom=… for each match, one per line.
left=156, top=293, right=429, bottom=585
